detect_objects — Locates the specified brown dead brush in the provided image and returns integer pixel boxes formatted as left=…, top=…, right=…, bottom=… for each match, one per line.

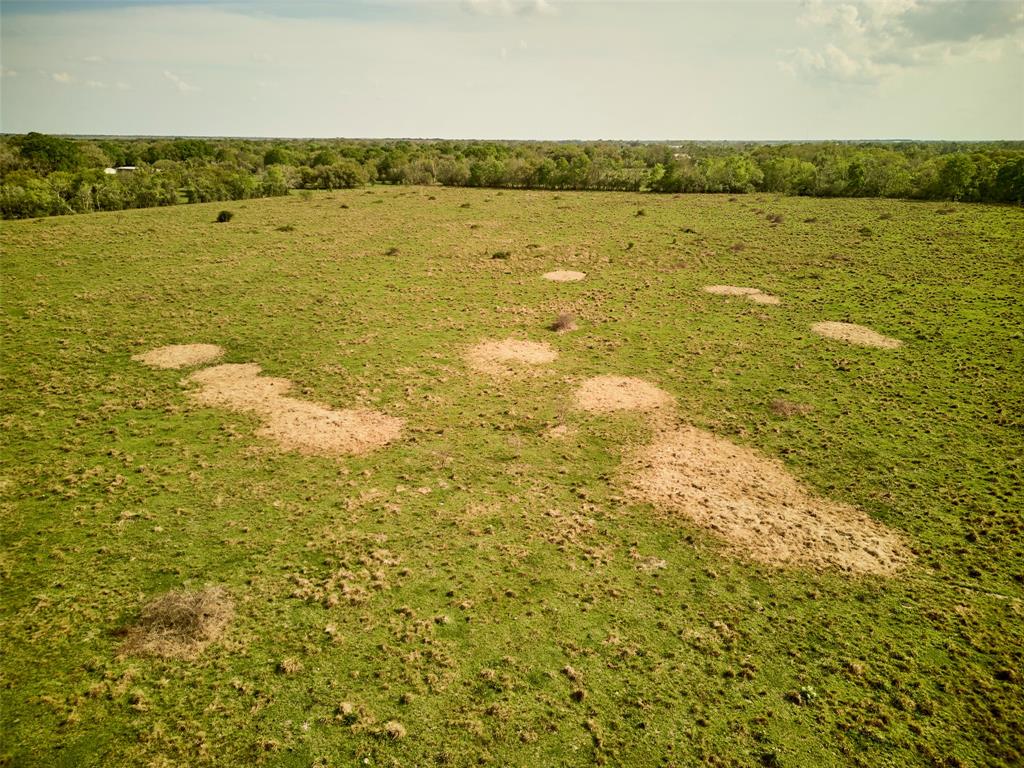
left=550, top=313, right=577, bottom=332
left=120, top=586, right=233, bottom=659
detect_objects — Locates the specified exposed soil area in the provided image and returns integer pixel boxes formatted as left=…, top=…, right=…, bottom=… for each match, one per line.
left=132, top=344, right=225, bottom=369
left=186, top=363, right=403, bottom=455
left=628, top=425, right=911, bottom=575
left=573, top=375, right=674, bottom=414
left=465, top=339, right=558, bottom=376
left=811, top=321, right=903, bottom=349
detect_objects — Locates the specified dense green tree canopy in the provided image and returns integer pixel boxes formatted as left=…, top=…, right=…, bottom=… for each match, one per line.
left=1, top=134, right=1021, bottom=218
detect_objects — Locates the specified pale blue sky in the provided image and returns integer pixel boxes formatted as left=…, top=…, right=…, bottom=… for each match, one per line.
left=1, top=0, right=1022, bottom=139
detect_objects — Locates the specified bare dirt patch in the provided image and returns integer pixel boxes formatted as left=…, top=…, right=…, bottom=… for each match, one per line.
left=120, top=586, right=233, bottom=659
left=574, top=375, right=674, bottom=414
left=811, top=321, right=903, bottom=349
left=186, top=363, right=404, bottom=456
left=543, top=270, right=586, bottom=282
left=628, top=426, right=911, bottom=575
left=132, top=344, right=224, bottom=369
left=465, top=339, right=558, bottom=377
left=703, top=285, right=780, bottom=305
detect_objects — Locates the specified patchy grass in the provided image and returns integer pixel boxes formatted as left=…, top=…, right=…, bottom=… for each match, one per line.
left=1, top=188, right=1023, bottom=767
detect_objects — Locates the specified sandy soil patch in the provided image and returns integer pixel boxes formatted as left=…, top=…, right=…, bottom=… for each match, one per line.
left=628, top=426, right=911, bottom=575
left=186, top=363, right=403, bottom=456
left=574, top=375, right=674, bottom=414
left=543, top=270, right=586, bottom=282
left=121, top=587, right=233, bottom=659
left=811, top=321, right=902, bottom=349
left=132, top=344, right=224, bottom=369
left=703, top=285, right=780, bottom=305
left=544, top=424, right=574, bottom=440
left=465, top=339, right=558, bottom=376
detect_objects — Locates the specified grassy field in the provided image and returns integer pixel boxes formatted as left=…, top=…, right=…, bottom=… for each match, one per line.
left=2, top=187, right=1022, bottom=767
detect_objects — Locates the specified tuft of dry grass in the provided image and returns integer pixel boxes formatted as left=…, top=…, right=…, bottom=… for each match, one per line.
left=120, top=587, right=233, bottom=659
left=549, top=313, right=577, bottom=333
left=383, top=721, right=407, bottom=739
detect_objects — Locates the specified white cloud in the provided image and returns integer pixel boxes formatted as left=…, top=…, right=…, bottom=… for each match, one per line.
left=52, top=71, right=73, bottom=83
left=163, top=69, right=198, bottom=93
left=85, top=79, right=108, bottom=88
left=785, top=0, right=1024, bottom=85
left=0, top=67, right=17, bottom=78
left=464, top=0, right=556, bottom=17
left=82, top=54, right=104, bottom=63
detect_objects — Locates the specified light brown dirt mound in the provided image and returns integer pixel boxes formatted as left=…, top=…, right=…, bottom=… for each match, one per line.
left=811, top=321, right=902, bottom=349
left=543, top=270, right=586, bottom=282
left=132, top=344, right=224, bottom=369
left=465, top=339, right=558, bottom=376
left=574, top=375, right=674, bottom=414
left=186, top=363, right=403, bottom=455
left=121, top=587, right=233, bottom=659
left=703, top=285, right=780, bottom=305
left=628, top=426, right=911, bottom=575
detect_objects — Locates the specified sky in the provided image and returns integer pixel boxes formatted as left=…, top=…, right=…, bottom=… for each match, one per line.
left=0, top=0, right=1022, bottom=140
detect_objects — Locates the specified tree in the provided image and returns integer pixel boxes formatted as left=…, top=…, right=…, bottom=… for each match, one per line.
left=13, top=132, right=81, bottom=173
left=936, top=154, right=977, bottom=201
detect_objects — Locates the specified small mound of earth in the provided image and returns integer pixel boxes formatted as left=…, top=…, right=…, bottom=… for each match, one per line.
left=811, top=321, right=902, bottom=349
left=132, top=344, right=224, bottom=369
left=186, top=363, right=403, bottom=456
left=703, top=285, right=780, bottom=305
left=466, top=339, right=557, bottom=376
left=121, top=586, right=233, bottom=659
left=543, top=270, right=586, bottom=282
left=628, top=426, right=911, bottom=575
left=544, top=424, right=573, bottom=440
left=574, top=375, right=674, bottom=414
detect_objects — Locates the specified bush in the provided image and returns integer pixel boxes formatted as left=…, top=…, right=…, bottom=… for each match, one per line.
left=216, top=210, right=234, bottom=223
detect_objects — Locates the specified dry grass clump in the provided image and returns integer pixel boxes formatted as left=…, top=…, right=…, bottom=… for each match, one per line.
left=702, top=285, right=780, bottom=305
left=627, top=426, right=911, bottom=575
left=811, top=321, right=902, bottom=349
left=465, top=339, right=557, bottom=377
left=573, top=375, right=674, bottom=414
left=121, top=587, right=233, bottom=659
left=550, top=313, right=578, bottom=333
left=132, top=344, right=225, bottom=370
left=542, top=270, right=586, bottom=282
left=186, top=363, right=404, bottom=456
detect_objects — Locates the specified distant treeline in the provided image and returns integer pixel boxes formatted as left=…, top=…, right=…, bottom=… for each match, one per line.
left=2, top=133, right=1022, bottom=219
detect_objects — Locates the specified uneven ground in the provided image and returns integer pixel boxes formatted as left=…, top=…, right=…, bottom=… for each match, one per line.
left=1, top=188, right=1022, bottom=767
